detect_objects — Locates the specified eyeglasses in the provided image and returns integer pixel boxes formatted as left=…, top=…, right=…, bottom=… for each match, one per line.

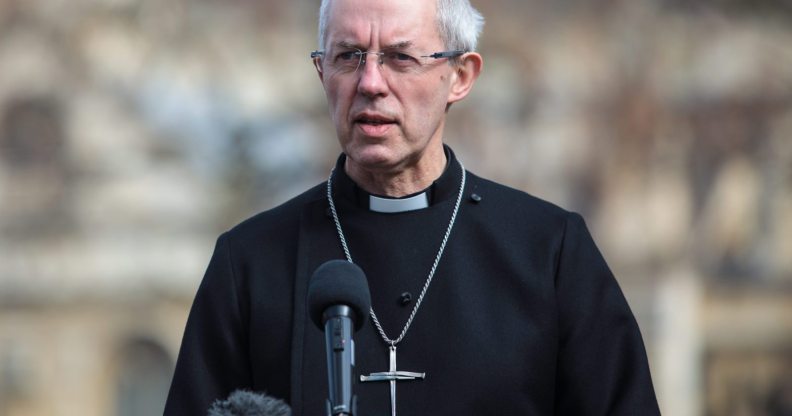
left=311, top=48, right=467, bottom=76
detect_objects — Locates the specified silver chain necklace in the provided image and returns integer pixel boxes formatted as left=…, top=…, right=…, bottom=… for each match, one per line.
left=325, top=161, right=466, bottom=347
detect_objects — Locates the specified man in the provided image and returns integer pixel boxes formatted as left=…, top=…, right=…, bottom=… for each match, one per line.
left=165, top=0, right=661, bottom=414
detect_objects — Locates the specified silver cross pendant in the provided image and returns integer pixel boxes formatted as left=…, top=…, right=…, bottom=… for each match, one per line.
left=360, top=345, right=425, bottom=416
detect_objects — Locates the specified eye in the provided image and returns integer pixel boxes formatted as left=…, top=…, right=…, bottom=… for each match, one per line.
left=392, top=52, right=414, bottom=61
left=384, top=51, right=418, bottom=70
left=335, top=50, right=360, bottom=62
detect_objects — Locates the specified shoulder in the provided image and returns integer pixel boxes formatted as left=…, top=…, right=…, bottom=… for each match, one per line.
left=222, top=182, right=326, bottom=245
left=466, top=171, right=580, bottom=230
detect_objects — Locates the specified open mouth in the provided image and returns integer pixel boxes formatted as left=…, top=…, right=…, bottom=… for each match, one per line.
left=354, top=113, right=396, bottom=136
left=355, top=115, right=395, bottom=125
left=358, top=119, right=389, bottom=125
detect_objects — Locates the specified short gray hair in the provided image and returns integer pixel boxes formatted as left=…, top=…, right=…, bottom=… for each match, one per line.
left=317, top=0, right=484, bottom=52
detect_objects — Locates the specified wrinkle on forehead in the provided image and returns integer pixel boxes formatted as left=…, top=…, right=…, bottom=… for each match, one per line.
left=324, top=0, right=440, bottom=50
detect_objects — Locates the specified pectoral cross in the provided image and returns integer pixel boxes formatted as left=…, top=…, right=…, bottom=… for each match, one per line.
left=360, top=345, right=425, bottom=416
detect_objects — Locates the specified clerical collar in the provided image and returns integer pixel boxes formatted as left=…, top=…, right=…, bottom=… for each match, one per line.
left=332, top=145, right=462, bottom=213
left=368, top=192, right=429, bottom=213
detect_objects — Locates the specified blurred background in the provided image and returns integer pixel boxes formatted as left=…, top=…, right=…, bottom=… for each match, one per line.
left=0, top=0, right=791, bottom=414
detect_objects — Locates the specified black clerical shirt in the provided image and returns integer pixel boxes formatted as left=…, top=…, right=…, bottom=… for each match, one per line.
left=165, top=147, right=660, bottom=415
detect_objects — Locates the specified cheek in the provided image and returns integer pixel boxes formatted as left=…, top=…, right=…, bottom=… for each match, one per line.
left=420, top=82, right=452, bottom=113
left=403, top=90, right=448, bottom=135
left=324, top=84, right=349, bottom=124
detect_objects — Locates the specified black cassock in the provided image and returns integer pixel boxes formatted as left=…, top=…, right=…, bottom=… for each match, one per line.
left=165, top=148, right=660, bottom=415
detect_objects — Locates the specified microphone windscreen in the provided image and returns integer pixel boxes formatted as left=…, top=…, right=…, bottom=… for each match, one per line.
left=207, top=390, right=291, bottom=416
left=307, top=260, right=371, bottom=331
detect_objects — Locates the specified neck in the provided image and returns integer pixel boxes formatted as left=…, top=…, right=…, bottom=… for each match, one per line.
left=344, top=144, right=447, bottom=197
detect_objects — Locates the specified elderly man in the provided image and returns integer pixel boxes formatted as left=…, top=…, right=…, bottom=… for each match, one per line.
left=165, top=0, right=661, bottom=414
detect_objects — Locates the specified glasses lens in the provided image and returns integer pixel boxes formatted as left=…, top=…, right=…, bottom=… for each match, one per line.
left=382, top=51, right=420, bottom=73
left=330, top=49, right=363, bottom=72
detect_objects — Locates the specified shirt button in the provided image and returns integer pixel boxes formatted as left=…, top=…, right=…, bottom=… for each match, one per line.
left=399, top=292, right=413, bottom=306
left=470, top=193, right=482, bottom=203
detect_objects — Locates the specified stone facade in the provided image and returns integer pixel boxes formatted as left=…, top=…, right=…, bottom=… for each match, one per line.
left=0, top=0, right=790, bottom=415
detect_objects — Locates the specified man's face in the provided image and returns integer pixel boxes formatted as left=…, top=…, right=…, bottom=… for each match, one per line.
left=318, top=0, right=459, bottom=174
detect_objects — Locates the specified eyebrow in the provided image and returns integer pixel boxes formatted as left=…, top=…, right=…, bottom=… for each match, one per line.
left=335, top=41, right=361, bottom=49
left=334, top=40, right=415, bottom=50
left=384, top=41, right=413, bottom=50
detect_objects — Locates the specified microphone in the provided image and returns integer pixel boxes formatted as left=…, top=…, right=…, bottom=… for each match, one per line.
left=307, top=260, right=371, bottom=416
left=207, top=390, right=291, bottom=416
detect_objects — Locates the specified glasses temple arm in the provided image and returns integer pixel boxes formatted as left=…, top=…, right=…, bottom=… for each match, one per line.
left=424, top=50, right=467, bottom=59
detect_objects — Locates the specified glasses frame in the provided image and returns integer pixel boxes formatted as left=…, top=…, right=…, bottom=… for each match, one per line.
left=310, top=48, right=468, bottom=74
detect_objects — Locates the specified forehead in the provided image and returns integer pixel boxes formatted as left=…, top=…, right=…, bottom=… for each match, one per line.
left=324, top=0, right=441, bottom=49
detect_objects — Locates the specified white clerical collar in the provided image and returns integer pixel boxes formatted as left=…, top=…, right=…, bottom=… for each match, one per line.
left=369, top=192, right=429, bottom=213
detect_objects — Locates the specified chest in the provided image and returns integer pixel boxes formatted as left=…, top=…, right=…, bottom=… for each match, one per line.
left=248, top=197, right=563, bottom=415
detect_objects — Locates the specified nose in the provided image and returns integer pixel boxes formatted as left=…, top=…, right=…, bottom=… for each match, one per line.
left=357, top=53, right=389, bottom=98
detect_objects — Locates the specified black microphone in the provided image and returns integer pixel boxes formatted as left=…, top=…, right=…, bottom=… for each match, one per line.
left=307, top=260, right=371, bottom=416
left=207, top=390, right=291, bottom=416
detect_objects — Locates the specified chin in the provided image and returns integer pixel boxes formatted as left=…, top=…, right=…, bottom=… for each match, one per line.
left=344, top=142, right=407, bottom=172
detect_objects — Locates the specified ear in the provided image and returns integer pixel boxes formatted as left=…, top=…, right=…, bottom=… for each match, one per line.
left=447, top=52, right=483, bottom=105
left=313, top=58, right=325, bottom=83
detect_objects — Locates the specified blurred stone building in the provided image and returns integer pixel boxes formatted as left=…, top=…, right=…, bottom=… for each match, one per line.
left=0, top=0, right=790, bottom=415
